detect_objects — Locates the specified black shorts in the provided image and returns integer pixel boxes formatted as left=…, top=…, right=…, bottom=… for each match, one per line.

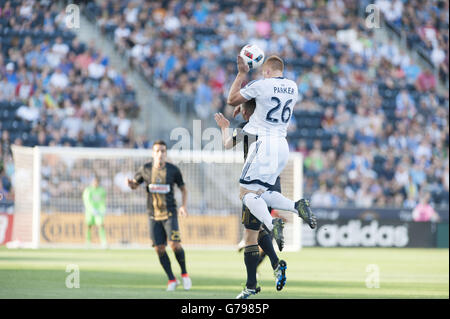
left=148, top=214, right=181, bottom=246
left=242, top=176, right=281, bottom=231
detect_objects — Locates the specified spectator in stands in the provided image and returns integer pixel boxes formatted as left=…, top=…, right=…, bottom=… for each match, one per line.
left=416, top=69, right=437, bottom=92
left=0, top=175, right=13, bottom=201
left=134, top=135, right=150, bottom=149
left=194, top=76, right=213, bottom=119
left=321, top=107, right=336, bottom=132
left=52, top=36, right=70, bottom=59
left=0, top=75, right=15, bottom=100
left=15, top=76, right=34, bottom=100
left=49, top=67, right=69, bottom=89
left=412, top=192, right=440, bottom=222
left=295, top=139, right=309, bottom=158
left=88, top=56, right=106, bottom=80
left=0, top=1, right=13, bottom=19
left=0, top=130, right=11, bottom=160
left=334, top=103, right=352, bottom=133
left=114, top=109, right=131, bottom=141
left=311, top=183, right=333, bottom=208
left=5, top=62, right=18, bottom=86
left=395, top=89, right=416, bottom=119
left=305, top=140, right=325, bottom=173
left=114, top=21, right=131, bottom=48
left=16, top=102, right=39, bottom=123
left=355, top=180, right=375, bottom=208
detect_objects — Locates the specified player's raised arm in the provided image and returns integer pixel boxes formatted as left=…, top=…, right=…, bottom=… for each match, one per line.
left=214, top=112, right=234, bottom=149
left=227, top=56, right=249, bottom=107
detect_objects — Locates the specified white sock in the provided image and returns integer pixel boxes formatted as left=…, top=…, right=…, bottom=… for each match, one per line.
left=243, top=193, right=274, bottom=231
left=260, top=191, right=296, bottom=213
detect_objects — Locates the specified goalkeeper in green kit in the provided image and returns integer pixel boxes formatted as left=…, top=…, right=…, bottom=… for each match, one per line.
left=83, top=175, right=107, bottom=248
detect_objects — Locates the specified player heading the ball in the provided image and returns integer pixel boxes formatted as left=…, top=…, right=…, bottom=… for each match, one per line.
left=227, top=50, right=317, bottom=299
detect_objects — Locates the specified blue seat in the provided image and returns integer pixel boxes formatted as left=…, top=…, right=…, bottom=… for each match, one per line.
left=11, top=120, right=20, bottom=130
left=321, top=139, right=332, bottom=151
left=21, top=132, right=30, bottom=141
left=315, top=128, right=324, bottom=138
left=301, top=128, right=311, bottom=138
left=1, top=109, right=10, bottom=120
left=0, top=100, right=9, bottom=108
left=382, top=98, right=396, bottom=109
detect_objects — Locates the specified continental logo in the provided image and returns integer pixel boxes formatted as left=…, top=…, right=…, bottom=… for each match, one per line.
left=40, top=213, right=150, bottom=244
left=40, top=213, right=239, bottom=245
left=41, top=214, right=85, bottom=243
left=179, top=216, right=239, bottom=245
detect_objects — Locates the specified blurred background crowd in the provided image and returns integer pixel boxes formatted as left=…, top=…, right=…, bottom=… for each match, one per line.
left=1, top=0, right=449, bottom=211
left=0, top=0, right=143, bottom=202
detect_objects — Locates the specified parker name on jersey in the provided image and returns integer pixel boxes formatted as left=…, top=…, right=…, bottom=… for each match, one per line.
left=239, top=77, right=299, bottom=138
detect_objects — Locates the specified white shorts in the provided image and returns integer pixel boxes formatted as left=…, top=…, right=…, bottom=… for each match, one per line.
left=239, top=136, right=289, bottom=192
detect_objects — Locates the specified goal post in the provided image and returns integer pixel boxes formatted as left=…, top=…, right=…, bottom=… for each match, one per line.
left=10, top=145, right=303, bottom=250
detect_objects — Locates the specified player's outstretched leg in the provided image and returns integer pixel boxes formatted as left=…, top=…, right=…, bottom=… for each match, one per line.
left=295, top=199, right=317, bottom=229
left=242, top=193, right=285, bottom=250
left=242, top=193, right=274, bottom=231
left=274, top=260, right=287, bottom=291
left=260, top=191, right=317, bottom=229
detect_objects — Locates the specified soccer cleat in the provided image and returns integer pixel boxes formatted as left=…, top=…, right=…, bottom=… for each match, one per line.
left=274, top=260, right=287, bottom=291
left=272, top=218, right=285, bottom=251
left=166, top=279, right=180, bottom=291
left=236, top=286, right=261, bottom=299
left=295, top=199, right=317, bottom=229
left=181, top=274, right=192, bottom=290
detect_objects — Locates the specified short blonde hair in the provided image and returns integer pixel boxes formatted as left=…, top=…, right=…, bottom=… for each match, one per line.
left=263, top=55, right=284, bottom=72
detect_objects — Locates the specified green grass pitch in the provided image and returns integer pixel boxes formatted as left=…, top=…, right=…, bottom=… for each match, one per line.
left=0, top=247, right=448, bottom=299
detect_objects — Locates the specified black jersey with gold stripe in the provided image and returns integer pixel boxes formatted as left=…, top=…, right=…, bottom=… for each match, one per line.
left=232, top=121, right=258, bottom=161
left=134, top=162, right=185, bottom=221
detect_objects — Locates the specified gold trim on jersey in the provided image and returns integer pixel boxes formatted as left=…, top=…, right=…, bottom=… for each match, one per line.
left=151, top=166, right=169, bottom=221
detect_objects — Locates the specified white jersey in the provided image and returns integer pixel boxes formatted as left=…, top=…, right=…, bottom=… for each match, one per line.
left=239, top=77, right=298, bottom=138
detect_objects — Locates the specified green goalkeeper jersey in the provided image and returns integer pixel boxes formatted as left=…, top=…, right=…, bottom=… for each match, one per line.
left=83, top=186, right=106, bottom=216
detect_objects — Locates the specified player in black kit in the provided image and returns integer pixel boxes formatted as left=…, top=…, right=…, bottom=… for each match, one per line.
left=127, top=140, right=192, bottom=292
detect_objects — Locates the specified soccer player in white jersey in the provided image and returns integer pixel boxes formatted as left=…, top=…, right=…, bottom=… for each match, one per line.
left=228, top=55, right=317, bottom=299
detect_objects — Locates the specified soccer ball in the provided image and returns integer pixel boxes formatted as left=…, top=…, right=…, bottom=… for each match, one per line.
left=240, top=44, right=265, bottom=69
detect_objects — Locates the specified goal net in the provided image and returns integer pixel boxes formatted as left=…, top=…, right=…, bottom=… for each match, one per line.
left=10, top=146, right=303, bottom=251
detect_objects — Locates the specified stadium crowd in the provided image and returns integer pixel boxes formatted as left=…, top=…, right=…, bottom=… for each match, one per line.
left=376, top=0, right=449, bottom=84
left=0, top=0, right=448, bottom=211
left=0, top=0, right=143, bottom=202
left=85, top=0, right=449, bottom=209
